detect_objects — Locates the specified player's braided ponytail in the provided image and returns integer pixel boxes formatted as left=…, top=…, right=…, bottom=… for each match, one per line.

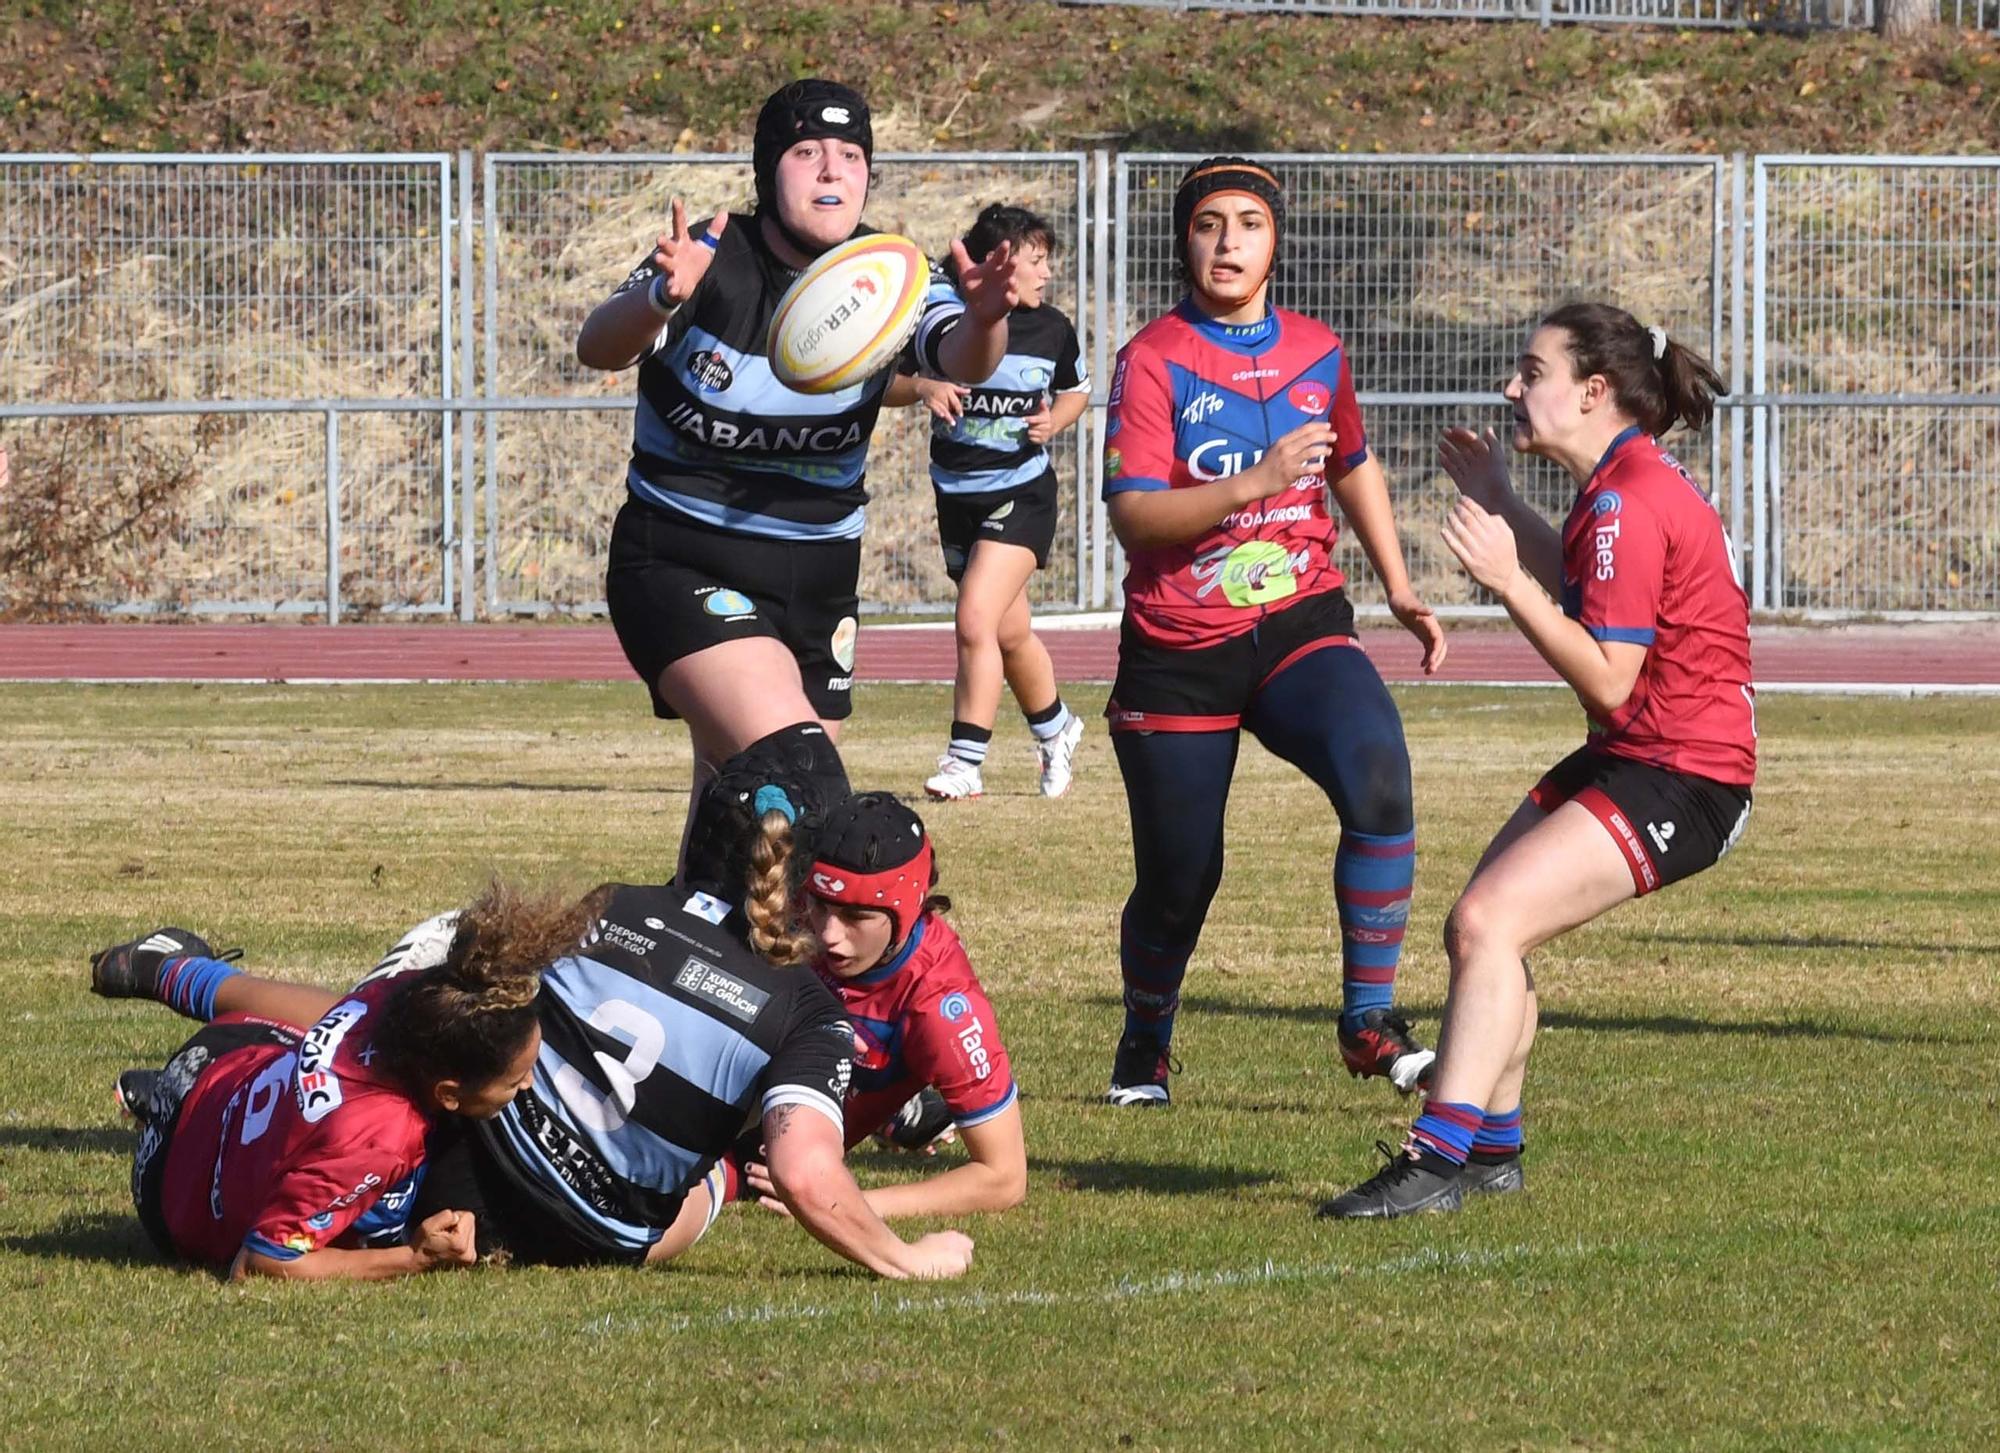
left=1542, top=302, right=1724, bottom=437
left=744, top=810, right=818, bottom=967
left=374, top=880, right=600, bottom=1094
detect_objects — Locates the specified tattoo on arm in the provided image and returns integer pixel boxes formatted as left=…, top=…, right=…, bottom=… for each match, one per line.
left=764, top=1105, right=801, bottom=1140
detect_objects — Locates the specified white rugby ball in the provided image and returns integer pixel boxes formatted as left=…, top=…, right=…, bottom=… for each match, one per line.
left=767, top=233, right=928, bottom=395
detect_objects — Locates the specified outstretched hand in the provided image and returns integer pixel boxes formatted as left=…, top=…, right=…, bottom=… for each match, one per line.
left=1438, top=426, right=1512, bottom=510
left=951, top=238, right=1020, bottom=327
left=649, top=198, right=729, bottom=309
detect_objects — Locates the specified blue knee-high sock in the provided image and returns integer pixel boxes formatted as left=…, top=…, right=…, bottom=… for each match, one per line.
left=1471, top=1105, right=1524, bottom=1159
left=1334, top=828, right=1415, bottom=1033
left=154, top=954, right=239, bottom=1022
left=1409, top=1100, right=1483, bottom=1166
left=1119, top=905, right=1193, bottom=1046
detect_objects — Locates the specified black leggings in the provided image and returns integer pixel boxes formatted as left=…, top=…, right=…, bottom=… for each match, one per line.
left=1114, top=643, right=1413, bottom=1025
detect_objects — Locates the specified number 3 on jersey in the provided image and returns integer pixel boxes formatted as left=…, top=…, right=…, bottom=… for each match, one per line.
left=552, top=999, right=665, bottom=1134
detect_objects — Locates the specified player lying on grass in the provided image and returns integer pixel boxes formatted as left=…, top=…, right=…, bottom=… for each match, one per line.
left=95, top=880, right=572, bottom=1281
left=1321, top=303, right=1756, bottom=1220
left=884, top=204, right=1091, bottom=805
left=575, top=77, right=1021, bottom=871
left=733, top=792, right=1027, bottom=1220
left=97, top=732, right=977, bottom=1279
left=1098, top=156, right=1446, bottom=1109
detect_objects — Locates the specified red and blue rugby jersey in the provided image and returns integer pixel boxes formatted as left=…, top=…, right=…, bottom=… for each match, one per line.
left=1561, top=427, right=1757, bottom=787
left=1103, top=301, right=1368, bottom=649
left=159, top=976, right=430, bottom=1268
left=812, top=914, right=1016, bottom=1149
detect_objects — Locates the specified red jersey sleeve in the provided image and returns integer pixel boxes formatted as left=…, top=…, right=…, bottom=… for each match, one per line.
left=903, top=976, right=1018, bottom=1131
left=1329, top=347, right=1369, bottom=479
left=1102, top=339, right=1175, bottom=497
left=240, top=1122, right=420, bottom=1262
left=1573, top=489, right=1666, bottom=650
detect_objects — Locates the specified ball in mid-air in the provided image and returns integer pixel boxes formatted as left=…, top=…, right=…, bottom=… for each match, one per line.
left=766, top=233, right=927, bottom=395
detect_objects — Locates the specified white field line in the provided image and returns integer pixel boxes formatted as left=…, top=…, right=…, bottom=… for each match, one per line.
left=579, top=1238, right=1596, bottom=1339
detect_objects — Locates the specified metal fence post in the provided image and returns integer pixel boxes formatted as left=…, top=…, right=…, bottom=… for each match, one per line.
left=1750, top=158, right=1769, bottom=610
left=325, top=409, right=342, bottom=624
left=438, top=155, right=455, bottom=622
left=458, top=149, right=477, bottom=621
left=1730, top=154, right=1747, bottom=583
left=482, top=152, right=502, bottom=618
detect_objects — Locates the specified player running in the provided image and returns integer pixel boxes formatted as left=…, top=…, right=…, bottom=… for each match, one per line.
left=94, top=881, right=569, bottom=1281
left=96, top=737, right=978, bottom=1279
left=1099, top=157, right=1447, bottom=1108
left=735, top=792, right=1026, bottom=1219
left=886, top=205, right=1090, bottom=803
left=575, top=79, right=1021, bottom=858
left=1321, top=303, right=1754, bottom=1219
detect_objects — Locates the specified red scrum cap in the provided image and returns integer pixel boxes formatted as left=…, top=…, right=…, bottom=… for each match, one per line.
left=806, top=792, right=935, bottom=947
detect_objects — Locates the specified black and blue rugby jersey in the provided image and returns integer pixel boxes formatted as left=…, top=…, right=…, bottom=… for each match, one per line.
left=616, top=217, right=967, bottom=541
left=911, top=300, right=1088, bottom=497
left=478, top=881, right=855, bottom=1256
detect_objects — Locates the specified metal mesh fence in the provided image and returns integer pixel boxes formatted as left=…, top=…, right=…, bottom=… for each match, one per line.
left=1755, top=159, right=2000, bottom=612
left=1117, top=155, right=1727, bottom=607
left=1768, top=404, right=2000, bottom=613
left=0, top=156, right=454, bottom=612
left=481, top=153, right=1089, bottom=615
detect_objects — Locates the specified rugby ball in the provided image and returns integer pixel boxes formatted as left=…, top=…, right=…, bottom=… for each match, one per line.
left=767, top=233, right=928, bottom=395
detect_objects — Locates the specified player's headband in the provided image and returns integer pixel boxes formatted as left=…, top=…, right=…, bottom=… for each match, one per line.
left=805, top=791, right=934, bottom=948
left=1172, top=157, right=1285, bottom=285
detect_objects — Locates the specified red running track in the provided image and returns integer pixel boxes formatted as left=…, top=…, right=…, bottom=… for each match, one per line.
left=2, top=619, right=1998, bottom=689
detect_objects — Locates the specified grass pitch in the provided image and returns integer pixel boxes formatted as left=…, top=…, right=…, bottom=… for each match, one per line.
left=1, top=681, right=1996, bottom=1450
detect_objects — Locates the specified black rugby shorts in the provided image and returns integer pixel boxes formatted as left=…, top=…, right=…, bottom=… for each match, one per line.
left=933, top=472, right=1059, bottom=581
left=606, top=497, right=861, bottom=721
left=1529, top=746, right=1752, bottom=896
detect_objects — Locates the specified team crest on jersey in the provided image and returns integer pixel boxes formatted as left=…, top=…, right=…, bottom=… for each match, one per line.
left=831, top=615, right=858, bottom=672
left=1288, top=379, right=1331, bottom=415
left=687, top=349, right=735, bottom=393
left=295, top=998, right=368, bottom=1124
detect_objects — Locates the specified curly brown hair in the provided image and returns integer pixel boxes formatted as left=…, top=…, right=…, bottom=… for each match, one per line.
left=373, top=880, right=602, bottom=1092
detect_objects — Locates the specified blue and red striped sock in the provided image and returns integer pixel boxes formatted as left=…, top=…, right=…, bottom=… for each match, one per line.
left=1119, top=906, right=1191, bottom=1046
left=1334, top=828, right=1414, bottom=1033
left=154, top=954, right=239, bottom=1022
left=1409, top=1100, right=1484, bottom=1166
left=1471, top=1105, right=1524, bottom=1160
